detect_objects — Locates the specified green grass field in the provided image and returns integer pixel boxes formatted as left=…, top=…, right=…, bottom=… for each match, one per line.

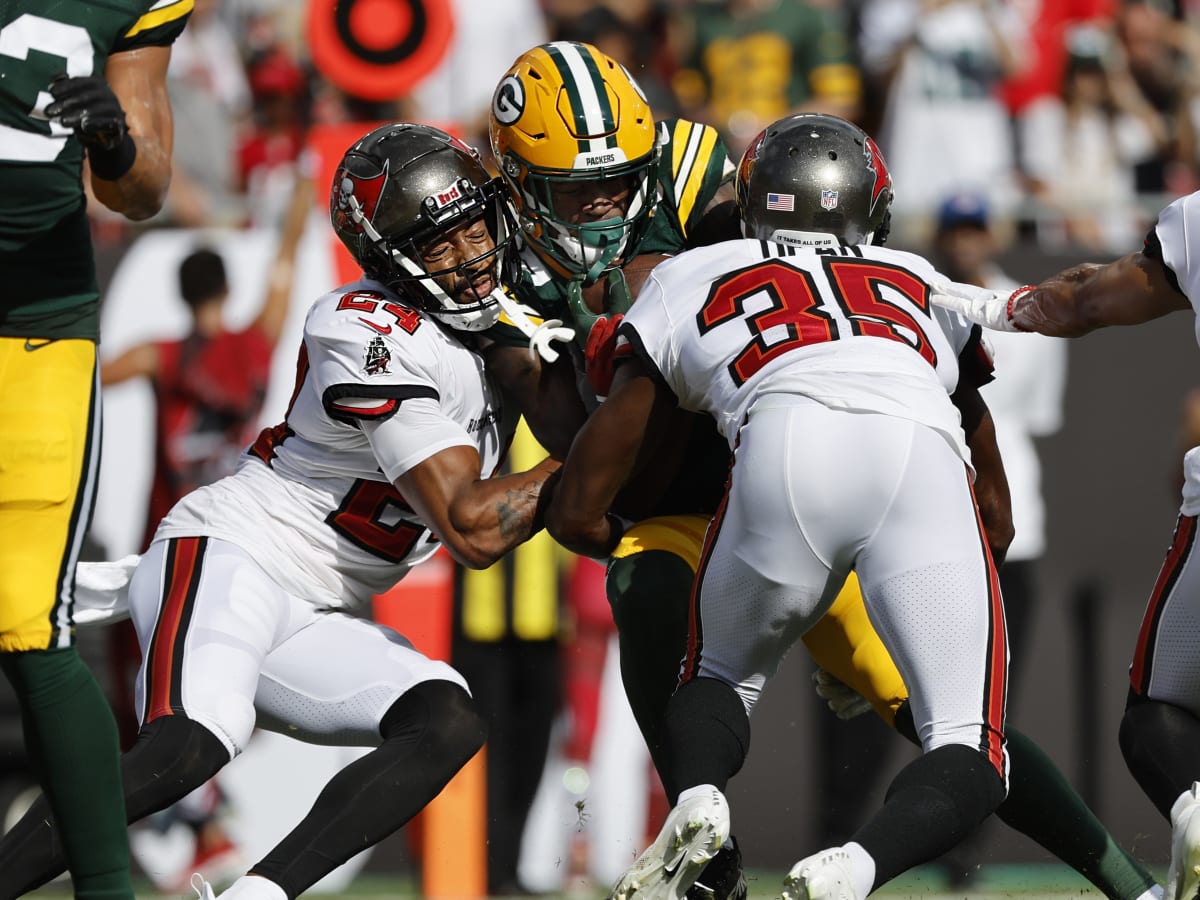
left=21, top=863, right=1167, bottom=899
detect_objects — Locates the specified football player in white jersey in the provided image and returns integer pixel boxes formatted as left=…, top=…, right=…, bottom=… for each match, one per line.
left=547, top=114, right=1011, bottom=900
left=933, top=193, right=1200, bottom=900
left=0, top=124, right=570, bottom=900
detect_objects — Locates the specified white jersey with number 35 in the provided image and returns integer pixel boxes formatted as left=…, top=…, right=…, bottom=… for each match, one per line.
left=621, top=239, right=990, bottom=462
left=153, top=278, right=517, bottom=610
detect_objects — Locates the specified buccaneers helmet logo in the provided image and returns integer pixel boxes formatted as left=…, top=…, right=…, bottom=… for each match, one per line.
left=333, top=163, right=389, bottom=235
left=737, top=130, right=766, bottom=196
left=863, top=137, right=891, bottom=215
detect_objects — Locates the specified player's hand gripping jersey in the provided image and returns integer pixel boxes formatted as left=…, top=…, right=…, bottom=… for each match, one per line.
left=153, top=278, right=518, bottom=609
left=622, top=240, right=993, bottom=461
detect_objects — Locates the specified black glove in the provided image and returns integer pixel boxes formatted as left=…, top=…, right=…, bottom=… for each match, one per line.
left=45, top=75, right=136, bottom=179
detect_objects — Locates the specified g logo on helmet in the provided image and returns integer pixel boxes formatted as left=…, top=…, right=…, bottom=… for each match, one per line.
left=492, top=75, right=525, bottom=126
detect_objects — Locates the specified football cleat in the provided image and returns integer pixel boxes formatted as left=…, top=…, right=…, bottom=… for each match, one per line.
left=1168, top=782, right=1200, bottom=900
left=608, top=786, right=730, bottom=900
left=687, top=834, right=747, bottom=900
left=781, top=847, right=859, bottom=900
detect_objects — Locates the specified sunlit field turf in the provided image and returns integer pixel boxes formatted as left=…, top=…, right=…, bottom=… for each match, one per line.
left=22, top=863, right=1168, bottom=899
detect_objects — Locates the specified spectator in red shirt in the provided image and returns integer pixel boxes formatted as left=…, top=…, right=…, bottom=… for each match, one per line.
left=237, top=48, right=308, bottom=229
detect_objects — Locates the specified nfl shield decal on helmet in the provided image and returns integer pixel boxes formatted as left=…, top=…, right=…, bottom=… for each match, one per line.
left=821, top=189, right=839, bottom=210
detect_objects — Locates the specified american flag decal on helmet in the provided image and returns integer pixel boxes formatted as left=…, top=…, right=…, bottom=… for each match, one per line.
left=766, top=192, right=795, bottom=211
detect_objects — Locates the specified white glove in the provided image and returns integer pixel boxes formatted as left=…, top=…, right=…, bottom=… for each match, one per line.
left=812, top=668, right=873, bottom=720
left=930, top=281, right=1035, bottom=332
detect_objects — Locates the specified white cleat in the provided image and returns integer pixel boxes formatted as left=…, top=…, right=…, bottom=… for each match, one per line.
left=1168, top=783, right=1200, bottom=900
left=781, top=848, right=859, bottom=900
left=608, top=786, right=731, bottom=900
left=191, top=873, right=217, bottom=900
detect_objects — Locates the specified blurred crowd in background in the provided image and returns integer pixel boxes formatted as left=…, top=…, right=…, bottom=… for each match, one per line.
left=89, top=0, right=1200, bottom=255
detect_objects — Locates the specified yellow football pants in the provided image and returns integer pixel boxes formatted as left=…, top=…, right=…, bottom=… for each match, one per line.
left=612, top=513, right=908, bottom=724
left=0, top=337, right=99, bottom=651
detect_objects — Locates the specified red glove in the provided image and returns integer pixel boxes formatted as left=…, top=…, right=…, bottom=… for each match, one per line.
left=584, top=313, right=626, bottom=396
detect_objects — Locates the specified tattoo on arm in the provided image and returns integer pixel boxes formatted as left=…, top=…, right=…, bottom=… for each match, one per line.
left=495, top=477, right=546, bottom=540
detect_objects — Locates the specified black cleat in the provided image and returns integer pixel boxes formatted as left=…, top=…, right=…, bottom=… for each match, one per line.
left=687, top=834, right=747, bottom=900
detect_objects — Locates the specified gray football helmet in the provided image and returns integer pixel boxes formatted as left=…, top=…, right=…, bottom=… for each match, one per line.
left=330, top=122, right=514, bottom=331
left=735, top=114, right=893, bottom=248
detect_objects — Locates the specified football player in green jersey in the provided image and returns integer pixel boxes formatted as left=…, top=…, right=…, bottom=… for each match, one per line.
left=0, top=1, right=191, bottom=896
left=483, top=39, right=747, bottom=900
left=485, top=45, right=1161, bottom=900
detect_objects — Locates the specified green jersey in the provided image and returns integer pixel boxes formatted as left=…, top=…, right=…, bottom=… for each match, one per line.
left=482, top=117, right=735, bottom=520
left=0, top=0, right=191, bottom=339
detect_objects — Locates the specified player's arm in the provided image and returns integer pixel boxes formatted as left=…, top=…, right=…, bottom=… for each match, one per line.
left=396, top=445, right=561, bottom=570
left=100, top=342, right=159, bottom=386
left=953, top=382, right=1013, bottom=566
left=934, top=251, right=1188, bottom=336
left=478, top=339, right=588, bottom=459
left=42, top=45, right=176, bottom=220
left=547, top=356, right=677, bottom=558
left=95, top=46, right=174, bottom=218
left=1011, top=251, right=1188, bottom=336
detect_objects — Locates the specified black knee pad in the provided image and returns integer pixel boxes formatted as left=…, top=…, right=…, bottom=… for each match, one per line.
left=888, top=743, right=1007, bottom=826
left=123, top=716, right=230, bottom=821
left=606, top=550, right=693, bottom=634
left=381, top=679, right=486, bottom=766
left=1120, top=687, right=1200, bottom=819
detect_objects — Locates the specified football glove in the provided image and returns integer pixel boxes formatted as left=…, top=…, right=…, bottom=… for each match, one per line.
left=930, top=281, right=1036, bottom=332
left=583, top=313, right=628, bottom=397
left=46, top=75, right=128, bottom=148
left=45, top=75, right=136, bottom=179
left=812, top=668, right=872, bottom=720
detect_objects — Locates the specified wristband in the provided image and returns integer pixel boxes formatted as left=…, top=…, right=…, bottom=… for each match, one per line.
left=87, top=132, right=137, bottom=181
